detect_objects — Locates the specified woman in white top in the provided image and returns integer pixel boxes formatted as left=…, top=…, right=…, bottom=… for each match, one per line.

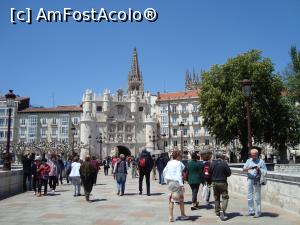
left=163, top=151, right=188, bottom=222
left=69, top=156, right=81, bottom=197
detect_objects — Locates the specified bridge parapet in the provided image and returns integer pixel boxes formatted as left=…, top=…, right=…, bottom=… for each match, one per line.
left=228, top=167, right=300, bottom=215
left=0, top=168, right=23, bottom=200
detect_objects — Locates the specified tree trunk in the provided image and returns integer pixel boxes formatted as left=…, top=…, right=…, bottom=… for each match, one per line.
left=241, top=144, right=249, bottom=163
left=278, top=144, right=288, bottom=164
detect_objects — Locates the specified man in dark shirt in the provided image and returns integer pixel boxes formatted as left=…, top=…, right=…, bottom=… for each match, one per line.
left=209, top=152, right=231, bottom=221
left=22, top=153, right=33, bottom=192
left=138, top=149, right=154, bottom=196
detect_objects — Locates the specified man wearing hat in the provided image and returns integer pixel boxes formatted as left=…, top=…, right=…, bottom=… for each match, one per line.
left=209, top=152, right=231, bottom=221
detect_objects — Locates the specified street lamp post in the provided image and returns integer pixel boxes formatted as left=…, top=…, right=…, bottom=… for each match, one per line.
left=240, top=79, right=252, bottom=153
left=71, top=123, right=76, bottom=157
left=179, top=121, right=185, bottom=153
left=88, top=135, right=92, bottom=156
left=162, top=133, right=167, bottom=152
left=96, top=133, right=103, bottom=160
left=3, top=90, right=16, bottom=171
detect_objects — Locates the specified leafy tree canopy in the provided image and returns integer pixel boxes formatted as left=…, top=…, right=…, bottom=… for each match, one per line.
left=200, top=50, right=300, bottom=160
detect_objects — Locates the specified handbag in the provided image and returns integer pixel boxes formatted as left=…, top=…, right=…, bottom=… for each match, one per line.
left=182, top=170, right=188, bottom=181
left=259, top=172, right=267, bottom=185
left=202, top=184, right=209, bottom=200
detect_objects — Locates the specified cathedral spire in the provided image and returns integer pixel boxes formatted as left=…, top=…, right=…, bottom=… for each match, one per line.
left=127, top=48, right=144, bottom=96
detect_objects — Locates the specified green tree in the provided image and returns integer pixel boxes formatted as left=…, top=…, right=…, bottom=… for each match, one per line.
left=200, top=50, right=300, bottom=162
left=287, top=46, right=300, bottom=102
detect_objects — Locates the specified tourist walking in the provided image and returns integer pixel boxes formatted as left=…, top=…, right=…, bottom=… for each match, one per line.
left=243, top=148, right=267, bottom=218
left=163, top=150, right=188, bottom=222
left=22, top=153, right=33, bottom=192
left=65, top=155, right=73, bottom=183
left=33, top=157, right=50, bottom=197
left=48, top=155, right=58, bottom=194
left=69, top=156, right=81, bottom=197
left=91, top=156, right=100, bottom=185
left=138, top=149, right=154, bottom=196
left=210, top=152, right=231, bottom=221
left=32, top=156, right=40, bottom=195
left=201, top=150, right=212, bottom=205
left=103, top=157, right=110, bottom=176
left=152, top=155, right=157, bottom=180
left=57, top=155, right=65, bottom=185
left=113, top=154, right=128, bottom=196
left=80, top=155, right=97, bottom=201
left=111, top=156, right=118, bottom=174
left=186, top=152, right=204, bottom=210
left=131, top=157, right=138, bottom=178
left=156, top=154, right=169, bottom=185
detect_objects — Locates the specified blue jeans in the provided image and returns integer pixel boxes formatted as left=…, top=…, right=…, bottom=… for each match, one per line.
left=158, top=171, right=164, bottom=184
left=116, top=174, right=127, bottom=194
left=247, top=178, right=261, bottom=215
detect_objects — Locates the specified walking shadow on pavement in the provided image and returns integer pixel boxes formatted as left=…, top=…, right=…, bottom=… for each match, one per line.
left=47, top=193, right=61, bottom=196
left=123, top=193, right=140, bottom=196
left=88, top=198, right=107, bottom=203
left=176, top=215, right=201, bottom=221
left=260, top=212, right=279, bottom=218
left=225, top=212, right=243, bottom=220
left=149, top=192, right=164, bottom=196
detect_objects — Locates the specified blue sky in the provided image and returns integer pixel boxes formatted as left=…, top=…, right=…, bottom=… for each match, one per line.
left=1, top=0, right=299, bottom=107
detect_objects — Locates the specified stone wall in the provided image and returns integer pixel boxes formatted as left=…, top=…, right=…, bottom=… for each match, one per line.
left=274, top=164, right=300, bottom=174
left=228, top=168, right=300, bottom=215
left=0, top=169, right=23, bottom=200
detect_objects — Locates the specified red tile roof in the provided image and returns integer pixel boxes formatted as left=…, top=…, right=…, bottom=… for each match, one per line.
left=157, top=90, right=200, bottom=101
left=19, top=105, right=82, bottom=113
left=0, top=96, right=29, bottom=101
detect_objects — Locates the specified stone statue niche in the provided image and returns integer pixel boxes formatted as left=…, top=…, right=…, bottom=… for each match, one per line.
left=117, top=88, right=124, bottom=101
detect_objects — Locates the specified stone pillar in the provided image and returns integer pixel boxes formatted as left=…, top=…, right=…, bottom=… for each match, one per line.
left=80, top=90, right=96, bottom=160
left=145, top=115, right=157, bottom=149
left=103, top=89, right=110, bottom=112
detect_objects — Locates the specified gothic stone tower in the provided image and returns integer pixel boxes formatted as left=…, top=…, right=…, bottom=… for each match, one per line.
left=185, top=69, right=201, bottom=91
left=127, top=48, right=144, bottom=96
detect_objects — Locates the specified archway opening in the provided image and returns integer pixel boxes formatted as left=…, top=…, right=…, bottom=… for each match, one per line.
left=117, top=146, right=131, bottom=157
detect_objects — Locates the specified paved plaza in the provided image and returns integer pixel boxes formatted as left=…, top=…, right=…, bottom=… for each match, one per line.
left=0, top=169, right=299, bottom=225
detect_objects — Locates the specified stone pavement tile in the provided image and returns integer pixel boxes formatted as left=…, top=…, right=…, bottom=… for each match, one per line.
left=96, top=204, right=121, bottom=209
left=93, top=219, right=124, bottom=225
left=1, top=168, right=300, bottom=225
left=128, top=211, right=155, bottom=218
left=40, top=213, right=66, bottom=219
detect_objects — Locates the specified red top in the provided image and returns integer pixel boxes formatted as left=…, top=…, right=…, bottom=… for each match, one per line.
left=37, top=163, right=50, bottom=179
left=91, top=159, right=100, bottom=171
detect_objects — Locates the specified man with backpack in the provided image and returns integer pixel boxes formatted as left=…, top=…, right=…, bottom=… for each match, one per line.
left=138, top=149, right=154, bottom=196
left=209, top=152, right=231, bottom=221
left=201, top=150, right=212, bottom=205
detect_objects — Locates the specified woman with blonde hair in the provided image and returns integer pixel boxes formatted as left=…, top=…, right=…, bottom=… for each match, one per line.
left=163, top=151, right=188, bottom=222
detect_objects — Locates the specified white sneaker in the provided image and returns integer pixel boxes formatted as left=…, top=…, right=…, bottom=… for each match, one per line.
left=52, top=190, right=55, bottom=194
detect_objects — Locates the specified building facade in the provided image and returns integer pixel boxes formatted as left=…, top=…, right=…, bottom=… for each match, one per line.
left=156, top=90, right=216, bottom=154
left=17, top=106, right=81, bottom=146
left=80, top=48, right=158, bottom=159
left=0, top=95, right=30, bottom=149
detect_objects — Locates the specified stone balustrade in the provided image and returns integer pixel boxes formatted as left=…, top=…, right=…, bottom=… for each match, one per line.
left=0, top=167, right=23, bottom=200
left=274, top=164, right=300, bottom=174
left=228, top=167, right=300, bottom=215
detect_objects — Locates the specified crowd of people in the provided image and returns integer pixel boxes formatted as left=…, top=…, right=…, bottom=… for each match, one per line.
left=22, top=147, right=267, bottom=221
left=21, top=153, right=100, bottom=201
